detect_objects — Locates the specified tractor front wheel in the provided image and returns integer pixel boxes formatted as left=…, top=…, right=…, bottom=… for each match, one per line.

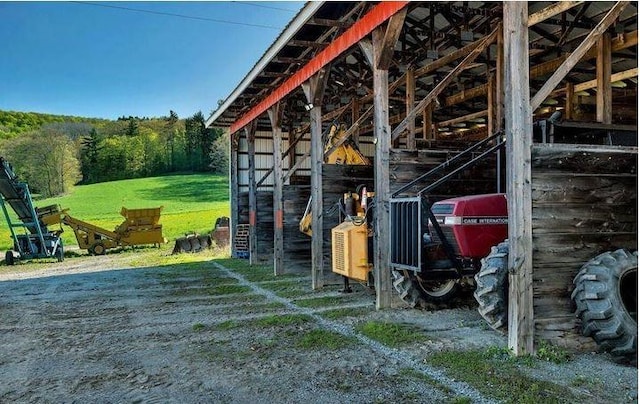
left=90, top=242, right=106, bottom=256
left=571, top=249, right=637, bottom=363
left=474, top=240, right=509, bottom=331
left=392, top=270, right=458, bottom=308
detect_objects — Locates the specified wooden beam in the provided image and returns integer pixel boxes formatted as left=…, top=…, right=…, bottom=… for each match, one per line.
left=596, top=33, right=612, bottom=124
left=392, top=26, right=499, bottom=141
left=405, top=66, right=416, bottom=150
left=444, top=84, right=488, bottom=106
left=488, top=74, right=495, bottom=136
left=574, top=67, right=638, bottom=92
left=352, top=98, right=360, bottom=147
left=437, top=110, right=488, bottom=128
left=302, top=69, right=329, bottom=289
left=268, top=103, right=285, bottom=276
left=376, top=6, right=407, bottom=70
left=245, top=120, right=259, bottom=265
left=528, top=2, right=583, bottom=27
left=414, top=33, right=494, bottom=77
left=504, top=2, right=534, bottom=357
left=230, top=132, right=239, bottom=254
left=530, top=1, right=629, bottom=111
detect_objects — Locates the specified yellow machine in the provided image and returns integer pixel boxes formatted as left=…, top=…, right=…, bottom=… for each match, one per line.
left=40, top=205, right=166, bottom=255
left=330, top=190, right=374, bottom=284
left=299, top=123, right=371, bottom=236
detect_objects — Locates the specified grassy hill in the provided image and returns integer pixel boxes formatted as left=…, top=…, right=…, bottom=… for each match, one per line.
left=0, top=173, right=230, bottom=251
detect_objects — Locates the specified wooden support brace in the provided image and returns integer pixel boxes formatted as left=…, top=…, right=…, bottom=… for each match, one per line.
left=528, top=1, right=583, bottom=27
left=245, top=120, right=258, bottom=265
left=530, top=1, right=629, bottom=111
left=375, top=6, right=407, bottom=70
left=596, top=33, right=612, bottom=124
left=392, top=26, right=499, bottom=141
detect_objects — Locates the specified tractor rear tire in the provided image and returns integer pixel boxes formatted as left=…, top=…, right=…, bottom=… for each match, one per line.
left=474, top=240, right=509, bottom=331
left=392, top=270, right=458, bottom=308
left=571, top=249, right=637, bottom=363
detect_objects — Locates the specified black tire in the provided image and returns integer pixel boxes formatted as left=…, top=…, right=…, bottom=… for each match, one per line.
left=55, top=246, right=64, bottom=262
left=571, top=249, right=637, bottom=362
left=91, top=242, right=106, bottom=255
left=392, top=269, right=458, bottom=308
left=474, top=240, right=509, bottom=331
left=5, top=250, right=15, bottom=266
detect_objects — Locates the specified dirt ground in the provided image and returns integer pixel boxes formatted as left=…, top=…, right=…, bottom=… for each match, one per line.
left=0, top=251, right=636, bottom=403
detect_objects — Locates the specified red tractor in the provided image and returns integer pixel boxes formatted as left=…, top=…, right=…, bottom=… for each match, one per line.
left=387, top=130, right=636, bottom=362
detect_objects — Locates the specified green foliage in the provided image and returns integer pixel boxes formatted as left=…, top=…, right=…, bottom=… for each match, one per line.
left=254, top=314, right=312, bottom=327
left=355, top=321, right=425, bottom=347
left=209, top=132, right=229, bottom=174
left=535, top=340, right=573, bottom=364
left=0, top=109, right=226, bottom=186
left=0, top=128, right=81, bottom=197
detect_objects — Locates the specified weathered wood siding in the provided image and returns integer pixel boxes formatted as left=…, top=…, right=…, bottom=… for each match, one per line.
left=390, top=149, right=500, bottom=198
left=239, top=186, right=312, bottom=270
left=531, top=144, right=637, bottom=350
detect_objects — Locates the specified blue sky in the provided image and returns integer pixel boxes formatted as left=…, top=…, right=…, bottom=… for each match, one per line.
left=0, top=1, right=304, bottom=119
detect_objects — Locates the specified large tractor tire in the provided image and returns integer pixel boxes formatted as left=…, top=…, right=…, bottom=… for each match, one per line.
left=392, top=269, right=458, bottom=308
left=474, top=240, right=509, bottom=331
left=571, top=249, right=637, bottom=362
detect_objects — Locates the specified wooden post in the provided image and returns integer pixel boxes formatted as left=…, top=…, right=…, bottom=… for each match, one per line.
left=268, top=103, right=285, bottom=275
left=230, top=131, right=239, bottom=254
left=487, top=73, right=495, bottom=136
left=302, top=69, right=329, bottom=289
left=287, top=121, right=296, bottom=180
left=496, top=23, right=504, bottom=132
left=351, top=98, right=360, bottom=148
left=406, top=66, right=416, bottom=150
left=503, top=2, right=534, bottom=356
left=597, top=33, right=612, bottom=124
left=423, top=103, right=433, bottom=140
left=372, top=27, right=393, bottom=310
left=245, top=120, right=258, bottom=265
left=565, top=83, right=575, bottom=120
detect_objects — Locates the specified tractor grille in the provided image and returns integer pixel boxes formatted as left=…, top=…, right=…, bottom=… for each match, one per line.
left=390, top=197, right=421, bottom=271
left=334, top=231, right=345, bottom=273
left=431, top=225, right=460, bottom=255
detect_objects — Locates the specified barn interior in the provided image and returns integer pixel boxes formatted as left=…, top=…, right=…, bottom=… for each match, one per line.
left=206, top=2, right=637, bottom=355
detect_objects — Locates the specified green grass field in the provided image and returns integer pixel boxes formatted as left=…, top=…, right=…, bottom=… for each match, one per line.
left=0, top=174, right=230, bottom=250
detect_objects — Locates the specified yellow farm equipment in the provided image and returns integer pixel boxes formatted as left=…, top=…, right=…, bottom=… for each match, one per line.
left=40, top=205, right=166, bottom=255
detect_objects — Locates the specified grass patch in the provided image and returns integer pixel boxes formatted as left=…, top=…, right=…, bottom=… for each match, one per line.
left=398, top=368, right=454, bottom=395
left=356, top=321, right=425, bottom=347
left=207, top=284, right=252, bottom=295
left=319, top=306, right=373, bottom=319
left=259, top=279, right=310, bottom=298
left=253, top=314, right=312, bottom=327
left=213, top=320, right=241, bottom=330
left=425, top=348, right=581, bottom=403
left=192, top=323, right=206, bottom=331
left=293, top=294, right=363, bottom=308
left=295, top=329, right=356, bottom=350
left=535, top=340, right=573, bottom=364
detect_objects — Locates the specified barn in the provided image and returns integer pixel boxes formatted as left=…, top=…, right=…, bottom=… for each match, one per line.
left=206, top=2, right=638, bottom=357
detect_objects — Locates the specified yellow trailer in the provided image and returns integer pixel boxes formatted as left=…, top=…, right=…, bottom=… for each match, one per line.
left=39, top=205, right=166, bottom=255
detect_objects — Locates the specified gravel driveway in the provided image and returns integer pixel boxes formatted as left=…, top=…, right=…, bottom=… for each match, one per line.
left=0, top=252, right=636, bottom=403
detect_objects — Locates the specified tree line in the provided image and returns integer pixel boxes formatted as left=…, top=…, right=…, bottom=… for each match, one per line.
left=0, top=110, right=228, bottom=198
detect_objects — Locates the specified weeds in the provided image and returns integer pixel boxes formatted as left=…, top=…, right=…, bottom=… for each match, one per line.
left=355, top=321, right=425, bottom=347
left=295, top=329, right=356, bottom=350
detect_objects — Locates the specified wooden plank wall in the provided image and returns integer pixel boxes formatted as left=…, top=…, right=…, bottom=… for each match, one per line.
left=531, top=144, right=637, bottom=350
left=389, top=149, right=500, bottom=198
left=238, top=186, right=312, bottom=270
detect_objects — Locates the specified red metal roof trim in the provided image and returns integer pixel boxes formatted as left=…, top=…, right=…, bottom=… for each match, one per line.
left=229, top=1, right=409, bottom=134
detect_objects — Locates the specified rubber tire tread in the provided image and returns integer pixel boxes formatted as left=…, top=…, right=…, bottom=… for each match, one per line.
left=474, top=240, right=509, bottom=331
left=571, top=249, right=637, bottom=363
left=392, top=270, right=427, bottom=308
